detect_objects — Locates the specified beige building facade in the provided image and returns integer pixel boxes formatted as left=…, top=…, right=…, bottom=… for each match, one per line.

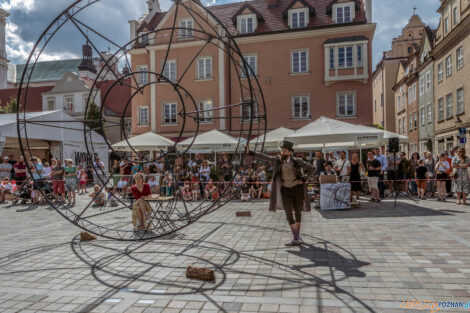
left=432, top=0, right=470, bottom=153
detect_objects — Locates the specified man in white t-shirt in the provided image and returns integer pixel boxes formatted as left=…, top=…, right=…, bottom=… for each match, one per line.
left=334, top=151, right=351, bottom=181
left=0, top=157, right=13, bottom=179
left=93, top=156, right=105, bottom=186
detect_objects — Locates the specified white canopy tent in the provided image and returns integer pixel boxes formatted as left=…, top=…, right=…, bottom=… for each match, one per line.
left=0, top=110, right=109, bottom=168
left=112, top=131, right=174, bottom=152
left=177, top=129, right=240, bottom=153
left=252, top=127, right=294, bottom=151
left=285, top=116, right=384, bottom=146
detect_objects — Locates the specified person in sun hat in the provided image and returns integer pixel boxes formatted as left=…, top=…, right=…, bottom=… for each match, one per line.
left=245, top=140, right=315, bottom=246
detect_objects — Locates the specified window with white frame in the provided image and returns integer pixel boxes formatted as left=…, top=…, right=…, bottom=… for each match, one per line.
left=289, top=9, right=307, bottom=29
left=241, top=99, right=258, bottom=121
left=403, top=117, right=406, bottom=133
left=414, top=112, right=417, bottom=129
left=197, top=100, right=213, bottom=123
left=357, top=45, right=362, bottom=67
left=457, top=46, right=463, bottom=70
left=337, top=92, right=355, bottom=117
left=125, top=120, right=132, bottom=135
left=338, top=46, right=353, bottom=68
left=329, top=48, right=334, bottom=70
left=64, top=96, right=74, bottom=111
left=47, top=98, right=55, bottom=111
left=241, top=55, right=257, bottom=78
left=336, top=5, right=351, bottom=23
left=162, top=60, right=177, bottom=82
left=398, top=119, right=401, bottom=133
left=163, top=102, right=177, bottom=124
left=141, top=33, right=149, bottom=44
left=238, top=15, right=255, bottom=34
left=426, top=71, right=431, bottom=91
left=438, top=62, right=443, bottom=82
left=397, top=94, right=401, bottom=109
left=413, top=83, right=417, bottom=101
left=138, top=65, right=148, bottom=84
left=419, top=76, right=425, bottom=95
left=446, top=55, right=452, bottom=77
left=408, top=86, right=412, bottom=104
left=197, top=57, right=212, bottom=79
left=444, top=16, right=449, bottom=34
left=291, top=50, right=308, bottom=73
left=457, top=88, right=464, bottom=114
left=409, top=113, right=413, bottom=131
left=446, top=93, right=453, bottom=118
left=427, top=103, right=432, bottom=123
left=420, top=107, right=425, bottom=125
left=138, top=106, right=149, bottom=125
left=292, top=95, right=309, bottom=119
left=179, top=19, right=193, bottom=38
left=438, top=98, right=444, bottom=121
left=453, top=6, right=459, bottom=25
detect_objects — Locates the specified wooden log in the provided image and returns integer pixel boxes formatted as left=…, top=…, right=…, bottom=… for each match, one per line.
left=236, top=211, right=251, bottom=217
left=186, top=266, right=215, bottom=281
left=80, top=231, right=97, bottom=241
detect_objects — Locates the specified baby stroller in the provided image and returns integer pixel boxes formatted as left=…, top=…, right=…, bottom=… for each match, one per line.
left=13, top=181, right=32, bottom=204
left=41, top=180, right=55, bottom=202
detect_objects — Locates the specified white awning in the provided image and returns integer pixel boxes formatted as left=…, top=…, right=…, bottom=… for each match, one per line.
left=252, top=127, right=294, bottom=149
left=177, top=129, right=240, bottom=152
left=112, top=131, right=174, bottom=151
left=285, top=116, right=384, bottom=145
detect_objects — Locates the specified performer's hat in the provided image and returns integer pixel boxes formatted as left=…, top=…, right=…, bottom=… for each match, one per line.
left=279, top=140, right=294, bottom=151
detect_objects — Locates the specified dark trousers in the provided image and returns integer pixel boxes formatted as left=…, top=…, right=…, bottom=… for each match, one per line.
left=281, top=184, right=303, bottom=225
left=446, top=178, right=451, bottom=194
left=378, top=174, right=385, bottom=198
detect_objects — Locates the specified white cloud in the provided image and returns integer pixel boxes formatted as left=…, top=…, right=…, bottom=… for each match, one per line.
left=0, top=0, right=35, bottom=11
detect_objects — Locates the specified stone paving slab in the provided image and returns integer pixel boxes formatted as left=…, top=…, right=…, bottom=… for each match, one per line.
left=1, top=195, right=470, bottom=312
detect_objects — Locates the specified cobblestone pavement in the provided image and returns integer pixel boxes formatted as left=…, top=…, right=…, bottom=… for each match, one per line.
left=1, top=195, right=470, bottom=313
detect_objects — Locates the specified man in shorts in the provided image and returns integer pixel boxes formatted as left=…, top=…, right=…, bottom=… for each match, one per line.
left=367, top=151, right=382, bottom=202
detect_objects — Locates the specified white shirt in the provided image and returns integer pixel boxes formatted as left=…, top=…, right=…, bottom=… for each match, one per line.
left=94, top=161, right=105, bottom=175
left=2, top=183, right=13, bottom=191
left=43, top=166, right=52, bottom=179
left=436, top=161, right=450, bottom=173
left=334, top=159, right=351, bottom=177
left=117, top=180, right=128, bottom=189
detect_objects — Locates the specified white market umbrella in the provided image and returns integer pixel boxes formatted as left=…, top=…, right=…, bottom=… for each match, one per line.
left=381, top=130, right=409, bottom=143
left=112, top=131, right=174, bottom=151
left=177, top=129, right=239, bottom=152
left=285, top=116, right=383, bottom=145
left=252, top=127, right=294, bottom=150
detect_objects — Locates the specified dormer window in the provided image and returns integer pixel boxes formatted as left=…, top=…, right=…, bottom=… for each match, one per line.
left=289, top=8, right=308, bottom=29
left=238, top=14, right=256, bottom=34
left=331, top=2, right=355, bottom=24
left=179, top=19, right=193, bottom=38
left=336, top=5, right=351, bottom=23
left=141, top=33, right=149, bottom=44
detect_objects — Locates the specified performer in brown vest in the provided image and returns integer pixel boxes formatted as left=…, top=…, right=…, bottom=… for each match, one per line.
left=246, top=141, right=314, bottom=246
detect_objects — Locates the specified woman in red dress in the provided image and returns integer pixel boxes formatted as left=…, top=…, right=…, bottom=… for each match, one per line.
left=131, top=173, right=152, bottom=231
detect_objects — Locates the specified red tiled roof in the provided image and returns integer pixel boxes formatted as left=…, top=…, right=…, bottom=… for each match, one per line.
left=142, top=0, right=366, bottom=37
left=0, top=86, right=53, bottom=112
left=231, top=3, right=265, bottom=25
left=98, top=79, right=132, bottom=117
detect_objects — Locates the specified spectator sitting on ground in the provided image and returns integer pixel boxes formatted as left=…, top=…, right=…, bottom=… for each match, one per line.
left=204, top=179, right=218, bottom=201
left=0, top=177, right=13, bottom=203
left=90, top=185, right=106, bottom=206
left=191, top=183, right=200, bottom=201
left=240, top=178, right=251, bottom=202
left=182, top=181, right=192, bottom=201
left=117, top=176, right=128, bottom=196
left=107, top=187, right=118, bottom=207
left=250, top=178, right=263, bottom=200
left=147, top=175, right=160, bottom=194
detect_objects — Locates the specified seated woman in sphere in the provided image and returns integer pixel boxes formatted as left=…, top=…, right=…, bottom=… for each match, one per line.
left=130, top=173, right=152, bottom=231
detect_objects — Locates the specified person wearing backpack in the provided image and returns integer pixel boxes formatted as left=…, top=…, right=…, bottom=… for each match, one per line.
left=397, top=152, right=410, bottom=193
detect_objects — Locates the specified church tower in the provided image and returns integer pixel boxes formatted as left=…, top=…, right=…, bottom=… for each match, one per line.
left=0, top=9, right=9, bottom=89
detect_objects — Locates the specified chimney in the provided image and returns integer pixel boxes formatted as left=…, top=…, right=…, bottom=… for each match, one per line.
left=364, top=0, right=372, bottom=23
left=266, top=0, right=279, bottom=9
left=147, top=0, right=161, bottom=12
left=0, top=9, right=9, bottom=90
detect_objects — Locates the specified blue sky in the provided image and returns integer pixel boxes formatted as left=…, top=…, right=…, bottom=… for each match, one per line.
left=1, top=0, right=441, bottom=69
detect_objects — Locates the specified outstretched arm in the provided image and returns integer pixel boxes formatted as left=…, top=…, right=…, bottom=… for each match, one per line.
left=245, top=146, right=277, bottom=164
left=296, top=158, right=315, bottom=176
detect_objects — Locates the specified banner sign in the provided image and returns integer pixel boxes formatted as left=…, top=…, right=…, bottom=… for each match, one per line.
left=356, top=135, right=380, bottom=143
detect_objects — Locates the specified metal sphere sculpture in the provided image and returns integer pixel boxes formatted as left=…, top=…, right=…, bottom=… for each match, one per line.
left=16, top=0, right=266, bottom=240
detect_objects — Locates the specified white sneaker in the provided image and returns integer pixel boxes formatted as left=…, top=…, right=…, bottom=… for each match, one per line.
left=285, top=239, right=302, bottom=246
left=298, top=236, right=304, bottom=244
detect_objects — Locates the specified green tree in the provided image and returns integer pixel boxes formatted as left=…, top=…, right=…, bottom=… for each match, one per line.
left=0, top=97, right=19, bottom=114
left=85, top=101, right=104, bottom=136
